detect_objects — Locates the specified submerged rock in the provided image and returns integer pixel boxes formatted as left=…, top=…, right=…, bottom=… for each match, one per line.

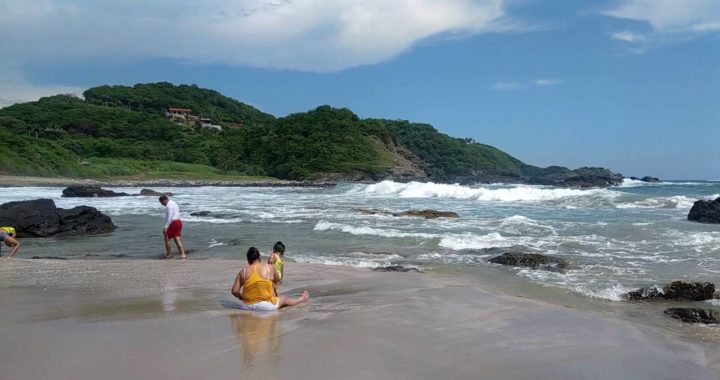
left=664, top=308, right=720, bottom=324
left=398, top=210, right=459, bottom=219
left=190, top=211, right=213, bottom=217
left=488, top=251, right=569, bottom=271
left=62, top=185, right=129, bottom=197
left=0, top=199, right=116, bottom=238
left=372, top=265, right=423, bottom=273
left=625, top=281, right=715, bottom=301
left=640, top=176, right=660, bottom=183
left=355, top=208, right=459, bottom=219
left=139, top=188, right=173, bottom=196
left=31, top=256, right=68, bottom=260
left=687, top=197, right=720, bottom=224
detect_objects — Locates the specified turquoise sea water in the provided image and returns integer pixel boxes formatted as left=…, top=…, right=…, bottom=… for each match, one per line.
left=2, top=179, right=719, bottom=301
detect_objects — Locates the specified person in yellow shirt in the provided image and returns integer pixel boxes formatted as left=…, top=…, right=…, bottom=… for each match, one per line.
left=0, top=226, right=21, bottom=258
left=267, top=241, right=285, bottom=296
left=231, top=246, right=308, bottom=311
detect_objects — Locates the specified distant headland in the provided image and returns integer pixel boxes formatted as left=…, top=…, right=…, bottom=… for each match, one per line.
left=0, top=82, right=647, bottom=187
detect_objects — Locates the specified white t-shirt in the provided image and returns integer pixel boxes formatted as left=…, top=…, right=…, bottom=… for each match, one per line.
left=164, top=199, right=181, bottom=229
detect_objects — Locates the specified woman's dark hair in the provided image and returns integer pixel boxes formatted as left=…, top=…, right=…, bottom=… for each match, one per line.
left=273, top=241, right=285, bottom=255
left=159, top=195, right=168, bottom=202
left=246, top=246, right=261, bottom=263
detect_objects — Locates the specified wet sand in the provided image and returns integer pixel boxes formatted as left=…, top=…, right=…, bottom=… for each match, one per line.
left=1, top=259, right=719, bottom=380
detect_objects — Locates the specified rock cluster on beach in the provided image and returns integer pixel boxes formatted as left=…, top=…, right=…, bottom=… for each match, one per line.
left=664, top=308, right=720, bottom=324
left=488, top=251, right=569, bottom=271
left=687, top=197, right=720, bottom=224
left=62, top=185, right=130, bottom=197
left=0, top=199, right=115, bottom=237
left=624, top=281, right=715, bottom=301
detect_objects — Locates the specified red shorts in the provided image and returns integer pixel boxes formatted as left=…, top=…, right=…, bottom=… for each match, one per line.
left=166, top=220, right=183, bottom=238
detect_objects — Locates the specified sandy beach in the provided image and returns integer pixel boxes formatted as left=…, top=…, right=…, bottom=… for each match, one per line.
left=1, top=259, right=718, bottom=380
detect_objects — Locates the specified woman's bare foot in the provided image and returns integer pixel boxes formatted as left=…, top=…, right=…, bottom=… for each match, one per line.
left=299, top=290, right=309, bottom=302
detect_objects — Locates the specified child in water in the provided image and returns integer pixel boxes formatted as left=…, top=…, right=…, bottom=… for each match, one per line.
left=267, top=241, right=285, bottom=296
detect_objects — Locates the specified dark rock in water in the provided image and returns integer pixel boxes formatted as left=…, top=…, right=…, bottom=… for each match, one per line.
left=557, top=175, right=623, bottom=188
left=0, top=199, right=116, bottom=238
left=139, top=189, right=173, bottom=196
left=665, top=308, right=720, bottom=324
left=488, top=251, right=569, bottom=271
left=625, top=281, right=715, bottom=301
left=31, top=256, right=67, bottom=260
left=62, top=185, right=129, bottom=197
left=372, top=265, right=423, bottom=273
left=687, top=197, right=720, bottom=224
left=190, top=211, right=213, bottom=217
left=398, top=210, right=459, bottom=219
left=355, top=208, right=459, bottom=219
left=640, top=176, right=660, bottom=183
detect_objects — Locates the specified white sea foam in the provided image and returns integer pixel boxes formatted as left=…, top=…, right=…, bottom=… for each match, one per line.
left=439, top=232, right=516, bottom=250
left=313, top=221, right=438, bottom=239
left=615, top=195, right=698, bottom=210
left=576, top=284, right=634, bottom=301
left=208, top=239, right=226, bottom=248
left=362, top=180, right=610, bottom=203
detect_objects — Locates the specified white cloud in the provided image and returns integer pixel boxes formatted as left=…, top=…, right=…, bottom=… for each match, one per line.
left=0, top=68, right=84, bottom=108
left=610, top=31, right=646, bottom=43
left=533, top=79, right=563, bottom=86
left=0, top=0, right=513, bottom=73
left=604, top=0, right=720, bottom=38
left=491, top=78, right=562, bottom=91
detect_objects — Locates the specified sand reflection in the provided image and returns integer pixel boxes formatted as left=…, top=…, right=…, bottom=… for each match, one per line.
left=229, top=312, right=281, bottom=371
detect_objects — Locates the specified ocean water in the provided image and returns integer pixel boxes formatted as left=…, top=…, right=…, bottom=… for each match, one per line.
left=2, top=179, right=719, bottom=302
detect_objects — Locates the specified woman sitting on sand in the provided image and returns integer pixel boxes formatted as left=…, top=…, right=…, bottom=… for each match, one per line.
left=231, top=247, right=309, bottom=311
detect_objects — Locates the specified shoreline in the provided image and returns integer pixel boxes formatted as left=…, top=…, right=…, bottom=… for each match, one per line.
left=1, top=259, right=719, bottom=379
left=0, top=175, right=336, bottom=188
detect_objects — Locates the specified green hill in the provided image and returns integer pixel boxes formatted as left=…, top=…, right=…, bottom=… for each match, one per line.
left=0, top=82, right=617, bottom=183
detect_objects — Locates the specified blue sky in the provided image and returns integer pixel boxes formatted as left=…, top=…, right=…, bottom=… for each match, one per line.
left=1, top=0, right=718, bottom=179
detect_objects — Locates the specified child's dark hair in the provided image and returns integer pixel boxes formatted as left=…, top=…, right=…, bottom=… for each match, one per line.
left=246, top=246, right=261, bottom=263
left=273, top=241, right=285, bottom=255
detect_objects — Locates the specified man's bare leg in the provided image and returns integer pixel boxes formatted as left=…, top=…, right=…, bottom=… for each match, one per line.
left=278, top=291, right=309, bottom=308
left=173, top=237, right=186, bottom=259
left=6, top=238, right=20, bottom=258
left=163, top=237, right=172, bottom=258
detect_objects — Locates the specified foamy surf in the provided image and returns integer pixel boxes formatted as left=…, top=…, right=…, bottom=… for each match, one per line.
left=361, top=180, right=612, bottom=203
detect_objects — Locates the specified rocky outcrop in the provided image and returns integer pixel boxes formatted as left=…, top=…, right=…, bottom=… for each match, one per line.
left=0, top=199, right=116, bottom=238
left=488, top=250, right=569, bottom=271
left=62, top=185, right=130, bottom=197
left=664, top=308, right=720, bottom=324
left=190, top=211, right=213, bottom=217
left=556, top=175, right=623, bottom=188
left=628, top=176, right=660, bottom=183
left=687, top=197, right=720, bottom=224
left=355, top=208, right=459, bottom=219
left=139, top=188, right=173, bottom=196
left=625, top=281, right=715, bottom=301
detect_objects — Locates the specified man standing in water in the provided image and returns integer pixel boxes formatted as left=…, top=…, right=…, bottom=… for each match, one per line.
left=159, top=195, right=186, bottom=259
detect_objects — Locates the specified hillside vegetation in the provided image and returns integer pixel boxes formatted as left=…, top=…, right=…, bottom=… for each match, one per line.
left=0, top=82, right=615, bottom=183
